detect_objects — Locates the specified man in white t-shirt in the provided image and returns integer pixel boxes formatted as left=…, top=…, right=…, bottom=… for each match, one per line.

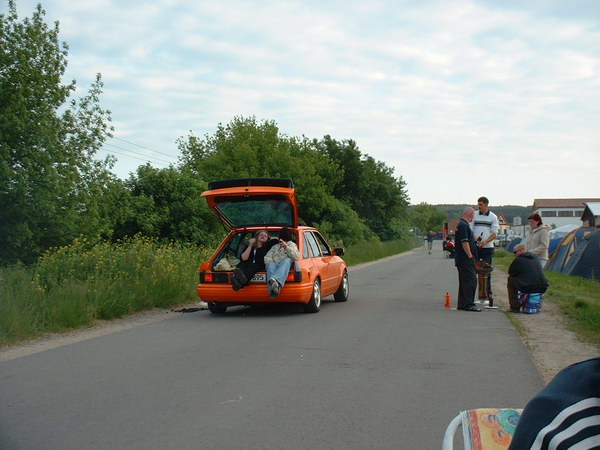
left=471, top=196, right=499, bottom=303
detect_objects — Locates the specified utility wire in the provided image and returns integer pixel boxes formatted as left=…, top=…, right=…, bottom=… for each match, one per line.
left=100, top=147, right=171, bottom=167
left=104, top=143, right=175, bottom=165
left=111, top=136, right=178, bottom=160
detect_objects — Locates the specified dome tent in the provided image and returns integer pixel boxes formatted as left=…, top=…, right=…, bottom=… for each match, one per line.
left=561, top=228, right=600, bottom=280
left=545, top=227, right=595, bottom=277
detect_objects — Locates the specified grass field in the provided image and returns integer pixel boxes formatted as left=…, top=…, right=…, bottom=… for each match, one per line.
left=495, top=249, right=600, bottom=347
left=0, top=236, right=420, bottom=347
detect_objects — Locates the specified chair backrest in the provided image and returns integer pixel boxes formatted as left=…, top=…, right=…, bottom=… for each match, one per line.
left=443, top=408, right=523, bottom=450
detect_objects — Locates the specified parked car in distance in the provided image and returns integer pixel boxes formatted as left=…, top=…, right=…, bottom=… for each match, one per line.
left=494, top=235, right=516, bottom=247
left=197, top=178, right=349, bottom=314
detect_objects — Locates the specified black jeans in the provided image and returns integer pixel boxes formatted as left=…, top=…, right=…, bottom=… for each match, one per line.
left=456, top=259, right=477, bottom=309
left=235, top=260, right=264, bottom=286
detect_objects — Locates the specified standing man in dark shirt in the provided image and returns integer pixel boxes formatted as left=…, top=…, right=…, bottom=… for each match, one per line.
left=454, top=207, right=481, bottom=312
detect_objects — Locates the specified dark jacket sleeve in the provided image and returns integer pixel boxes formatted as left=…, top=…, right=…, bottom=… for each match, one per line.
left=509, top=357, right=600, bottom=449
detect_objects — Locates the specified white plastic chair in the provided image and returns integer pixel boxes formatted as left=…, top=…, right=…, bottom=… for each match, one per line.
left=442, top=408, right=523, bottom=450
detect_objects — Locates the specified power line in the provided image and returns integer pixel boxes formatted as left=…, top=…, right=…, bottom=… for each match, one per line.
left=111, top=136, right=178, bottom=160
left=100, top=147, right=171, bottom=167
left=104, top=143, right=175, bottom=165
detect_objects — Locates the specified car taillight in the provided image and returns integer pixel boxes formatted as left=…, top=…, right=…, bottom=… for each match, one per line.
left=287, top=271, right=302, bottom=282
left=200, top=272, right=230, bottom=283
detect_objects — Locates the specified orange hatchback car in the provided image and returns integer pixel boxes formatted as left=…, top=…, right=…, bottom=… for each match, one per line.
left=197, top=178, right=349, bottom=314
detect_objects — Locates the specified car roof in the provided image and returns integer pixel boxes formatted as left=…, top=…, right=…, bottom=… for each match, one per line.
left=201, top=178, right=299, bottom=229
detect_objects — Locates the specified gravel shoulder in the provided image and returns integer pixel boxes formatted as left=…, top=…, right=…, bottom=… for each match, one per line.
left=491, top=267, right=599, bottom=384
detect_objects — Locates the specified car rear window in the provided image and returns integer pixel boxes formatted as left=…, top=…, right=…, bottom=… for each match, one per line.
left=215, top=197, right=294, bottom=227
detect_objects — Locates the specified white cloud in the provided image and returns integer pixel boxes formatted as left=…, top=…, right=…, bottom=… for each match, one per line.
left=6, top=0, right=600, bottom=204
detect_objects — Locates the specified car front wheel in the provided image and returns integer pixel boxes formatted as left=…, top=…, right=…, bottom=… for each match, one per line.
left=303, top=278, right=321, bottom=313
left=333, top=271, right=349, bottom=302
left=208, top=302, right=227, bottom=314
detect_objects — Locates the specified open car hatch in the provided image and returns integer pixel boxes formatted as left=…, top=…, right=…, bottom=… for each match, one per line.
left=201, top=178, right=299, bottom=229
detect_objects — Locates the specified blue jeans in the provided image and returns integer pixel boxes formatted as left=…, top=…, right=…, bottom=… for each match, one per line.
left=266, top=258, right=293, bottom=294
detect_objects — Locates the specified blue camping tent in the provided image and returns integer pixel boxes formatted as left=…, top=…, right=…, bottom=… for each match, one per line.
left=562, top=228, right=600, bottom=280
left=546, top=227, right=594, bottom=274
left=548, top=237, right=562, bottom=258
left=549, top=223, right=580, bottom=239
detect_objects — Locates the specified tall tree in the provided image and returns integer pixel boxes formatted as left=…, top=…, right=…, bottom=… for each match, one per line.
left=409, top=202, right=447, bottom=236
left=0, top=2, right=114, bottom=265
left=313, top=136, right=411, bottom=240
left=178, top=116, right=373, bottom=245
left=113, top=165, right=224, bottom=246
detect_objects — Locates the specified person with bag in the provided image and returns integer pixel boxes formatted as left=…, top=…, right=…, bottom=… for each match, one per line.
left=507, top=243, right=549, bottom=312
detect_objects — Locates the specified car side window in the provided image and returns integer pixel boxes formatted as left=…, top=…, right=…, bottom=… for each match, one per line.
left=305, top=232, right=322, bottom=258
left=314, top=232, right=332, bottom=256
left=302, top=234, right=311, bottom=258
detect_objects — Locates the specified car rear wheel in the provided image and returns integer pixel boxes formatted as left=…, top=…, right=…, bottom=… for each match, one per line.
left=333, top=271, right=349, bottom=302
left=208, top=302, right=227, bottom=314
left=303, top=278, right=321, bottom=313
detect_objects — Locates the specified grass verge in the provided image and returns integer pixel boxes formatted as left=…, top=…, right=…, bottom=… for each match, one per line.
left=494, top=249, right=600, bottom=347
left=343, top=237, right=421, bottom=266
left=0, top=236, right=212, bottom=347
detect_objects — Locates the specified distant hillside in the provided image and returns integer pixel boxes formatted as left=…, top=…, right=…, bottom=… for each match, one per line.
left=436, top=204, right=532, bottom=225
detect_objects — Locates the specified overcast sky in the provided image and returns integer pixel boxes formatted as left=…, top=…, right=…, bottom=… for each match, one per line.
left=7, top=0, right=600, bottom=206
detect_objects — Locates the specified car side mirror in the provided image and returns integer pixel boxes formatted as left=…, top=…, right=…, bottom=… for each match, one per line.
left=333, top=247, right=345, bottom=256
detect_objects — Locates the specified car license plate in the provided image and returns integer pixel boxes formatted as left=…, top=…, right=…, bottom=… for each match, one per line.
left=251, top=273, right=266, bottom=282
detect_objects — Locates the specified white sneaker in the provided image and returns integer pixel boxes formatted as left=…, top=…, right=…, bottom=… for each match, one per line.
left=271, top=281, right=281, bottom=297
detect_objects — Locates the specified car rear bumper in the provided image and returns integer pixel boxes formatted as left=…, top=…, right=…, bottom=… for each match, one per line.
left=197, top=282, right=313, bottom=304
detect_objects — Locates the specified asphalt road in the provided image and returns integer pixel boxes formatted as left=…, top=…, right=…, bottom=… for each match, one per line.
left=0, top=242, right=544, bottom=449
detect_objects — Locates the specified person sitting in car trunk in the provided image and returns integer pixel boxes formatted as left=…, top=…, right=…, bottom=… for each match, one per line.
left=231, top=230, right=278, bottom=291
left=264, top=227, right=301, bottom=299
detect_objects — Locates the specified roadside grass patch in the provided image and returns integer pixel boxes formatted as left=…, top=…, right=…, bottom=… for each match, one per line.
left=0, top=236, right=211, bottom=347
left=343, top=238, right=420, bottom=266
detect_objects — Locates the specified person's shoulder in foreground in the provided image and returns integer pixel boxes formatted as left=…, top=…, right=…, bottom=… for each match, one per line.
left=509, top=357, right=600, bottom=449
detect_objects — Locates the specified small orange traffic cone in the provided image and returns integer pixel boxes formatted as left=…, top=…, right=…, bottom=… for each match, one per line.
left=444, top=292, right=451, bottom=308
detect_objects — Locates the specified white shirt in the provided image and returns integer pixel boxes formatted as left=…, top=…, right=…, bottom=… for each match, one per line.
left=471, top=210, right=499, bottom=249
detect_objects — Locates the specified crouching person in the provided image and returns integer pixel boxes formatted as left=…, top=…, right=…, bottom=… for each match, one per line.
left=265, top=227, right=300, bottom=299
left=507, top=244, right=549, bottom=312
